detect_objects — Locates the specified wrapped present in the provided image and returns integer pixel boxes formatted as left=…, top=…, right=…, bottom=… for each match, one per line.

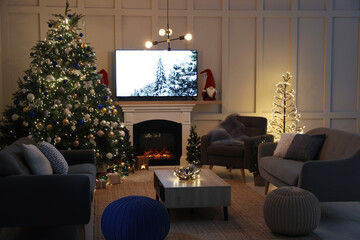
left=96, top=179, right=106, bottom=189
left=107, top=172, right=121, bottom=185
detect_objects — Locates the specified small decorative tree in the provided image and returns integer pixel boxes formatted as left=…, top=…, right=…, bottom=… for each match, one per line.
left=267, top=72, right=304, bottom=141
left=186, top=125, right=201, bottom=165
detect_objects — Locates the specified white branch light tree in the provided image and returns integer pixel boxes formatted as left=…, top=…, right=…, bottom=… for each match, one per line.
left=267, top=72, right=305, bottom=142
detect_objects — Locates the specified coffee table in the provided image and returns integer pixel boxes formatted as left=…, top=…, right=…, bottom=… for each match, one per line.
left=153, top=169, right=231, bottom=220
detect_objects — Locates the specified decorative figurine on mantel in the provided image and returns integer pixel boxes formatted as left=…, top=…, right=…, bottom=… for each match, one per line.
left=200, top=69, right=217, bottom=101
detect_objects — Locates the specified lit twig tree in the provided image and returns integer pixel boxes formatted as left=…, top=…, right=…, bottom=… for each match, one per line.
left=267, top=72, right=304, bottom=141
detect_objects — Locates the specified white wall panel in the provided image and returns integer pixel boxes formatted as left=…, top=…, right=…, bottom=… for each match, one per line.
left=194, top=0, right=222, bottom=10
left=229, top=0, right=256, bottom=10
left=333, top=0, right=359, bottom=10
left=297, top=17, right=325, bottom=112
left=121, top=16, right=152, bottom=49
left=47, top=0, right=77, bottom=7
left=8, top=0, right=38, bottom=6
left=85, top=15, right=115, bottom=88
left=159, top=0, right=187, bottom=10
left=331, top=17, right=359, bottom=112
left=226, top=17, right=256, bottom=113
left=298, top=0, right=326, bottom=10
left=85, top=0, right=114, bottom=8
left=122, top=0, right=151, bottom=9
left=6, top=13, right=39, bottom=107
left=301, top=119, right=324, bottom=132
left=264, top=0, right=291, bottom=10
left=261, top=17, right=291, bottom=112
left=331, top=118, right=357, bottom=132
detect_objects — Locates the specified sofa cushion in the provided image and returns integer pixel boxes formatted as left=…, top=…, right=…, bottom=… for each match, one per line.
left=20, top=144, right=53, bottom=175
left=259, top=156, right=304, bottom=186
left=210, top=128, right=232, bottom=142
left=207, top=143, right=244, bottom=157
left=0, top=145, right=31, bottom=177
left=273, top=133, right=296, bottom=157
left=284, top=134, right=326, bottom=162
left=68, top=163, right=96, bottom=193
left=38, top=142, right=69, bottom=174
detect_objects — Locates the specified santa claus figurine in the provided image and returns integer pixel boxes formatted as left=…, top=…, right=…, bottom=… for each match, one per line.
left=200, top=69, right=217, bottom=101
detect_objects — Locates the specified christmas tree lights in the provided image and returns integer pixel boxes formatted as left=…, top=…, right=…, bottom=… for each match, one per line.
left=0, top=2, right=134, bottom=167
left=186, top=125, right=201, bottom=165
left=267, top=72, right=304, bottom=141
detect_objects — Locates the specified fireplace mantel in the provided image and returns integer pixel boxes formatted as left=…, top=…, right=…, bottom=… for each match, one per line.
left=118, top=103, right=196, bottom=166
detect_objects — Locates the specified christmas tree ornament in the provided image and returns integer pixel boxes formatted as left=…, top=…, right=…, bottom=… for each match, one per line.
left=46, top=124, right=53, bottom=131
left=47, top=137, right=52, bottom=143
left=96, top=152, right=100, bottom=157
left=71, top=120, right=77, bottom=125
left=73, top=93, right=77, bottom=99
left=106, top=153, right=113, bottom=160
left=97, top=130, right=104, bottom=136
left=101, top=108, right=107, bottom=114
left=89, top=107, right=94, bottom=112
left=119, top=130, right=125, bottom=137
left=23, top=107, right=29, bottom=112
left=75, top=82, right=81, bottom=89
left=54, top=136, right=61, bottom=143
left=27, top=93, right=35, bottom=102
left=11, top=114, right=19, bottom=121
left=113, top=109, right=118, bottom=115
left=71, top=125, right=76, bottom=131
left=100, top=120, right=107, bottom=127
left=62, top=118, right=70, bottom=125
left=88, top=134, right=95, bottom=140
left=73, top=140, right=80, bottom=147
left=108, top=131, right=114, bottom=138
left=22, top=121, right=28, bottom=127
left=81, top=43, right=87, bottom=48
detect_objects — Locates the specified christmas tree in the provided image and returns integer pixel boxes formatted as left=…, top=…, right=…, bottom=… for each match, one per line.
left=0, top=2, right=134, bottom=167
left=267, top=72, right=304, bottom=141
left=186, top=125, right=201, bottom=165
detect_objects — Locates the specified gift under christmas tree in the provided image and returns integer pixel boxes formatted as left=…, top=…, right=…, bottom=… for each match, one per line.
left=0, top=3, right=134, bottom=167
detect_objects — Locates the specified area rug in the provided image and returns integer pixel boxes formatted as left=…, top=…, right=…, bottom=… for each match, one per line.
left=94, top=170, right=318, bottom=240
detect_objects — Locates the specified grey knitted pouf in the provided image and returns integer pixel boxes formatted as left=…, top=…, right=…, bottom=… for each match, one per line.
left=263, top=186, right=321, bottom=236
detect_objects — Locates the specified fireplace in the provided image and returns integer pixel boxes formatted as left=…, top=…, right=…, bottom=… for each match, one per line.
left=133, top=120, right=182, bottom=166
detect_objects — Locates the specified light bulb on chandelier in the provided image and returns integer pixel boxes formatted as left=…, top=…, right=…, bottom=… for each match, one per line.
left=145, top=0, right=192, bottom=50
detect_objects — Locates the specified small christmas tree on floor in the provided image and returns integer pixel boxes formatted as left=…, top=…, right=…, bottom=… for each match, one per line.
left=0, top=2, right=134, bottom=167
left=268, top=72, right=304, bottom=141
left=186, top=125, right=201, bottom=165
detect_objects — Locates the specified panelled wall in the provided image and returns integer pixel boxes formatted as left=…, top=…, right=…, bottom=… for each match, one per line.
left=1, top=0, right=360, bottom=137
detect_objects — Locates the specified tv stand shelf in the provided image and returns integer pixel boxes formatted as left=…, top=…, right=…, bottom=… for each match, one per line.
left=115, top=100, right=222, bottom=105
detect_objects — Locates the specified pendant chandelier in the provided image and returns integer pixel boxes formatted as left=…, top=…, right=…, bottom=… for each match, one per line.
left=145, top=0, right=192, bottom=51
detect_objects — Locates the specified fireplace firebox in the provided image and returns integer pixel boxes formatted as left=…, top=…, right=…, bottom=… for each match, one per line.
left=133, top=120, right=182, bottom=166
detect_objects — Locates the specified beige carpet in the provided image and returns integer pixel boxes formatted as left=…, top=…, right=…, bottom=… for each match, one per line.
left=94, top=170, right=318, bottom=240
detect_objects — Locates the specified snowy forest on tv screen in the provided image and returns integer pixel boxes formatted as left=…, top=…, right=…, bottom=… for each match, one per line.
left=131, top=51, right=197, bottom=97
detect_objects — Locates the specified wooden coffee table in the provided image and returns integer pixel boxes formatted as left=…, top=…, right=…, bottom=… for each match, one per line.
left=153, top=169, right=231, bottom=220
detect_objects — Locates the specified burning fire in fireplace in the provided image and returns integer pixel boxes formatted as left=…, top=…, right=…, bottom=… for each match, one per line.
left=143, top=149, right=173, bottom=160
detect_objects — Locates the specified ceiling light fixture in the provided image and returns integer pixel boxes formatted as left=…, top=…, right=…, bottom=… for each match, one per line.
left=145, top=0, right=192, bottom=51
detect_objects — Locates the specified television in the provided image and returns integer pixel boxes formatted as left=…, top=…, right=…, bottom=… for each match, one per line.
left=115, top=49, right=198, bottom=101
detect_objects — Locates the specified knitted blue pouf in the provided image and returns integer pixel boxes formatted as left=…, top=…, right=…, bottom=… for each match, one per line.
left=101, top=195, right=170, bottom=240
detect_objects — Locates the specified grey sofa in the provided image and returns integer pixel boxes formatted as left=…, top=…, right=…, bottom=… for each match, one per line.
left=258, top=127, right=360, bottom=202
left=0, top=137, right=96, bottom=240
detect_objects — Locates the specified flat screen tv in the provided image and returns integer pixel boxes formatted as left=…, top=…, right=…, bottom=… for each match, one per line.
left=115, top=49, right=197, bottom=101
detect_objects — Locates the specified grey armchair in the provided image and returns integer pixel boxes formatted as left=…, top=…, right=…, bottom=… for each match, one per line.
left=201, top=114, right=274, bottom=183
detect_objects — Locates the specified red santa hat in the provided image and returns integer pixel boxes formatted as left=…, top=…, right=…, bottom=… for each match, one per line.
left=200, top=69, right=216, bottom=89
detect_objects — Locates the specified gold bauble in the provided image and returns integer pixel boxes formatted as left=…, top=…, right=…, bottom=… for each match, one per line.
left=37, top=122, right=43, bottom=129
left=113, top=109, right=118, bottom=115
left=96, top=153, right=100, bottom=157
left=100, top=120, right=107, bottom=127
left=23, top=107, right=29, bottom=112
left=109, top=99, right=113, bottom=104
left=54, top=137, right=61, bottom=143
left=81, top=43, right=87, bottom=48
left=75, top=82, right=81, bottom=89
left=46, top=124, right=53, bottom=131
left=97, top=130, right=104, bottom=136
left=88, top=134, right=95, bottom=140
left=69, top=69, right=74, bottom=75
left=101, top=108, right=107, bottom=114
left=73, top=140, right=80, bottom=147
left=89, top=107, right=94, bottom=113
left=72, top=120, right=77, bottom=125
left=62, top=119, right=70, bottom=126
left=73, top=93, right=77, bottom=99
left=23, top=121, right=28, bottom=127
left=108, top=131, right=114, bottom=138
